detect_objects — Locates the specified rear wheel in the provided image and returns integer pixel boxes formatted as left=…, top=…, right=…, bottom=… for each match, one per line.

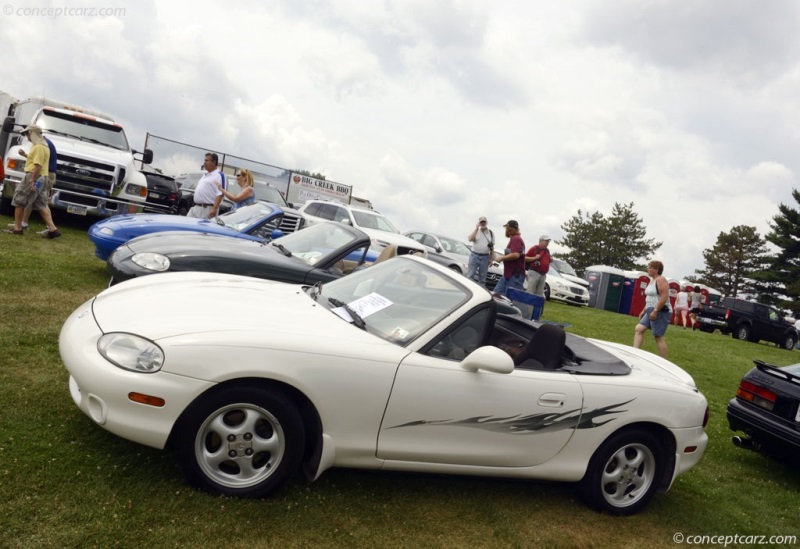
left=173, top=386, right=304, bottom=498
left=544, top=284, right=551, bottom=301
left=781, top=333, right=797, bottom=351
left=734, top=324, right=752, bottom=342
left=579, top=429, right=663, bottom=515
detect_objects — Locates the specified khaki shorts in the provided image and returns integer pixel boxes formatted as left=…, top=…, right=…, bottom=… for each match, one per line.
left=11, top=173, right=48, bottom=210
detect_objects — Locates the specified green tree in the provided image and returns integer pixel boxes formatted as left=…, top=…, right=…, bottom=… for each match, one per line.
left=692, top=225, right=768, bottom=298
left=558, top=202, right=662, bottom=272
left=753, top=189, right=800, bottom=311
left=293, top=169, right=326, bottom=180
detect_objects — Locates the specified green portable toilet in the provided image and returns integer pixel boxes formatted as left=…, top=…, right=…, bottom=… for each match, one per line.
left=585, top=265, right=625, bottom=312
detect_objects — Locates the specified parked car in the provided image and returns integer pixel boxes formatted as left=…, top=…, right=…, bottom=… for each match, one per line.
left=545, top=267, right=590, bottom=306
left=728, top=359, right=800, bottom=456
left=298, top=199, right=426, bottom=256
left=404, top=231, right=471, bottom=273
left=61, top=255, right=708, bottom=515
left=695, top=297, right=798, bottom=350
left=88, top=202, right=303, bottom=261
left=142, top=172, right=179, bottom=214
left=107, top=221, right=373, bottom=285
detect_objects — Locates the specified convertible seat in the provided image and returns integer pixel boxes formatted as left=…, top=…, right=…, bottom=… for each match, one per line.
left=375, top=244, right=397, bottom=264
left=513, top=323, right=566, bottom=370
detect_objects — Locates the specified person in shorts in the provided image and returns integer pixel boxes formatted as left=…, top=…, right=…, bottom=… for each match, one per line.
left=633, top=260, right=672, bottom=358
left=7, top=125, right=60, bottom=238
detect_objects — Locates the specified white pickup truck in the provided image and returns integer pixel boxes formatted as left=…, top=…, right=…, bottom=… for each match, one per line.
left=0, top=93, right=153, bottom=217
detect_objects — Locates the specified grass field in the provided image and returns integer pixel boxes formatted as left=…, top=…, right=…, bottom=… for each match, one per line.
left=2, top=212, right=799, bottom=548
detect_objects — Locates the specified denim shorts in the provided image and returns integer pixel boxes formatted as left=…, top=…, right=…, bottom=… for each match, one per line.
left=638, top=306, right=671, bottom=336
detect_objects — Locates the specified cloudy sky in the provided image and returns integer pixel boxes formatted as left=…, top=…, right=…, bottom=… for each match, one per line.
left=3, top=0, right=799, bottom=280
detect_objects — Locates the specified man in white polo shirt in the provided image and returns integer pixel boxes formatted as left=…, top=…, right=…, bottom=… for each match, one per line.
left=187, top=152, right=224, bottom=218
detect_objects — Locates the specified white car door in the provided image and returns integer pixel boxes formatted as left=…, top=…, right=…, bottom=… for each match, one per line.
left=376, top=352, right=584, bottom=468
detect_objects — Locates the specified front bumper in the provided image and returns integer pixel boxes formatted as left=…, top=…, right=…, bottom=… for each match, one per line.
left=60, top=299, right=215, bottom=449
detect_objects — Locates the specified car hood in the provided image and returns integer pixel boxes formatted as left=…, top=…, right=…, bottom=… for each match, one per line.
left=587, top=338, right=698, bottom=390
left=90, top=271, right=390, bottom=349
left=361, top=228, right=427, bottom=254
left=92, top=215, right=241, bottom=239
left=123, top=231, right=271, bottom=255
left=46, top=134, right=138, bottom=169
left=560, top=273, right=589, bottom=287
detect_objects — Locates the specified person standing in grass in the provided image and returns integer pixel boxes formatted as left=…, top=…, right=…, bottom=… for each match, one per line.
left=633, top=260, right=672, bottom=358
left=6, top=125, right=61, bottom=239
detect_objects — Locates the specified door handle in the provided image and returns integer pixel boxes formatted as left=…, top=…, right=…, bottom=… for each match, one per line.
left=538, top=393, right=566, bottom=407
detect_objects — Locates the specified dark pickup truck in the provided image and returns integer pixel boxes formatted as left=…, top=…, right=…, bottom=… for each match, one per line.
left=696, top=297, right=797, bottom=350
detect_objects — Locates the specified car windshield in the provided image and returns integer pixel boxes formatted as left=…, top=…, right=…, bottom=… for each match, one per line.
left=352, top=211, right=399, bottom=233
left=37, top=109, right=129, bottom=151
left=440, top=237, right=471, bottom=256
left=219, top=203, right=277, bottom=231
left=319, top=257, right=470, bottom=344
left=551, top=258, right=578, bottom=277
left=271, top=222, right=363, bottom=266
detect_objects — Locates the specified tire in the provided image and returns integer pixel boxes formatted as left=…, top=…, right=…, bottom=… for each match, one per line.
left=579, top=428, right=663, bottom=515
left=781, top=333, right=797, bottom=351
left=173, top=386, right=304, bottom=498
left=0, top=191, right=12, bottom=216
left=449, top=265, right=462, bottom=274
left=178, top=204, right=189, bottom=216
left=544, top=284, right=551, bottom=301
left=734, top=324, right=751, bottom=342
left=699, top=325, right=714, bottom=333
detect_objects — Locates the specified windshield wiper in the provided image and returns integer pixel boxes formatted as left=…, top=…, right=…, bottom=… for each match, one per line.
left=327, top=297, right=366, bottom=330
left=45, top=129, right=83, bottom=140
left=310, top=281, right=322, bottom=301
left=271, top=242, right=292, bottom=257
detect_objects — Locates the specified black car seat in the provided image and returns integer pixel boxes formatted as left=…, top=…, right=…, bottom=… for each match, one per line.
left=513, top=324, right=566, bottom=370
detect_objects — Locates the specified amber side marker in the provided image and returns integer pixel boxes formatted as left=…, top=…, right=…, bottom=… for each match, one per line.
left=128, top=392, right=166, bottom=407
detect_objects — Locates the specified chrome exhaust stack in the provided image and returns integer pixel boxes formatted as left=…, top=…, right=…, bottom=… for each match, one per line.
left=732, top=435, right=755, bottom=450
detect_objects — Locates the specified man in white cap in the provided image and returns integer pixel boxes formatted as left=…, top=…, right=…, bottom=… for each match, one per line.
left=524, top=234, right=552, bottom=297
left=466, top=215, right=494, bottom=286
left=7, top=125, right=61, bottom=238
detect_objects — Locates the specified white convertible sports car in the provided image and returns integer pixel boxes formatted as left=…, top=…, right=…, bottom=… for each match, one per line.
left=60, top=256, right=708, bottom=515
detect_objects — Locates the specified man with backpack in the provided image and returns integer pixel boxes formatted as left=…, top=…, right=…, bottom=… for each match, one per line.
left=466, top=216, right=494, bottom=287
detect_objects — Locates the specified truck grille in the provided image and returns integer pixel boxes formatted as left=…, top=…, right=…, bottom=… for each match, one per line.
left=57, top=153, right=117, bottom=194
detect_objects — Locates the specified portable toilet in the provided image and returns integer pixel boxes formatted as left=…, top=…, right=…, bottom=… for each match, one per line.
left=667, top=278, right=681, bottom=324
left=621, top=270, right=648, bottom=316
left=585, top=265, right=625, bottom=312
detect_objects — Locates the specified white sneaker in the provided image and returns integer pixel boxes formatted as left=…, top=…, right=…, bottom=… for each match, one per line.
left=7, top=222, right=28, bottom=230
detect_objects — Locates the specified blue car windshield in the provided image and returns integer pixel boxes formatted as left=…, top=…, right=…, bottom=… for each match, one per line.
left=220, top=203, right=277, bottom=231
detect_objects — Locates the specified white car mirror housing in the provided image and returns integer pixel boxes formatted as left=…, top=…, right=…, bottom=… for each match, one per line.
left=460, top=346, right=514, bottom=374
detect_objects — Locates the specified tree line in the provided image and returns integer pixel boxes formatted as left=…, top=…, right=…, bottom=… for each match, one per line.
left=557, top=194, right=800, bottom=314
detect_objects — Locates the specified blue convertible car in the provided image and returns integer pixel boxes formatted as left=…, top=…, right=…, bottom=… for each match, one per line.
left=88, top=202, right=305, bottom=260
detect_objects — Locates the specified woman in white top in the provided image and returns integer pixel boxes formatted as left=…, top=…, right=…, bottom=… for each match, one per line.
left=674, top=289, right=690, bottom=328
left=633, top=260, right=672, bottom=358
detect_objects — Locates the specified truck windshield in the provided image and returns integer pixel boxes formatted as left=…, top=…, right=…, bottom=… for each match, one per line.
left=35, top=109, right=130, bottom=151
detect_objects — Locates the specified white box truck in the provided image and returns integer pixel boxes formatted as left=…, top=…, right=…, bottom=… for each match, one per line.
left=0, top=93, right=153, bottom=217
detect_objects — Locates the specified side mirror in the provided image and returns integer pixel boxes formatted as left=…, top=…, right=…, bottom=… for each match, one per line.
left=338, top=218, right=351, bottom=225
left=2, top=117, right=16, bottom=133
left=134, top=149, right=154, bottom=165
left=460, top=346, right=514, bottom=374
left=271, top=228, right=285, bottom=240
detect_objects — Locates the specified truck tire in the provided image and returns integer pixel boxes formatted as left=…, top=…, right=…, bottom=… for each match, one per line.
left=781, top=333, right=797, bottom=351
left=734, top=324, right=752, bottom=342
left=0, top=192, right=12, bottom=216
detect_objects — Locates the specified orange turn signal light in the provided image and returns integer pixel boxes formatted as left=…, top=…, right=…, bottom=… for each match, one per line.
left=128, top=392, right=165, bottom=407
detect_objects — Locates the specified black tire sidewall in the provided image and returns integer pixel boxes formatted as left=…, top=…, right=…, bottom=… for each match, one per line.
left=173, top=385, right=304, bottom=498
left=579, top=428, right=664, bottom=515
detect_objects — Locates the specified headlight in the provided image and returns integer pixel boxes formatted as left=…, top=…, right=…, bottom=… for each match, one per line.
left=99, top=227, right=115, bottom=236
left=97, top=333, right=164, bottom=373
left=555, top=281, right=568, bottom=291
left=131, top=252, right=170, bottom=271
left=125, top=184, right=146, bottom=196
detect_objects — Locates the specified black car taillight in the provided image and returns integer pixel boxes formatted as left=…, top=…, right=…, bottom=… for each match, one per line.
left=737, top=380, right=777, bottom=411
